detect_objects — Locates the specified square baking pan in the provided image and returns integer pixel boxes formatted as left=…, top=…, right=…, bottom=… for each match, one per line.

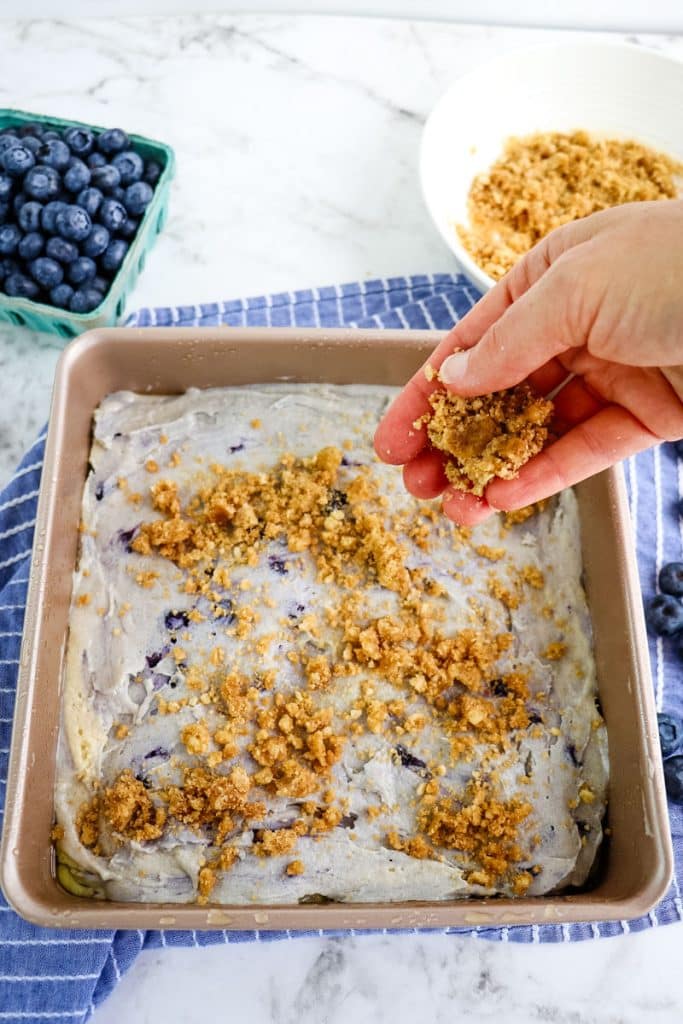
left=0, top=326, right=673, bottom=930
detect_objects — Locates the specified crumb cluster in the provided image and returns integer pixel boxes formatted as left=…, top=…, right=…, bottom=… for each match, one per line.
left=457, top=130, right=683, bottom=280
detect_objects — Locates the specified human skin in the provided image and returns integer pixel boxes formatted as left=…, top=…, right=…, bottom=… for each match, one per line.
left=374, top=200, right=683, bottom=526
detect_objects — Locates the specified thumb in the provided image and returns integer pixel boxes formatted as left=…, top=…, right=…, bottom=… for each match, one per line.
left=439, top=252, right=587, bottom=396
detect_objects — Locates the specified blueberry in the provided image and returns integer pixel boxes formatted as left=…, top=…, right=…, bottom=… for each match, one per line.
left=2, top=144, right=35, bottom=177
left=112, top=150, right=143, bottom=186
left=0, top=135, right=20, bottom=156
left=660, top=563, right=683, bottom=597
left=37, top=138, right=71, bottom=171
left=3, top=272, right=39, bottom=299
left=81, top=223, right=109, bottom=258
left=110, top=185, right=126, bottom=204
left=29, top=256, right=63, bottom=289
left=0, top=202, right=9, bottom=225
left=664, top=756, right=683, bottom=803
left=55, top=204, right=92, bottom=242
left=0, top=174, right=12, bottom=202
left=41, top=200, right=67, bottom=234
left=63, top=127, right=94, bottom=157
left=0, top=257, right=19, bottom=280
left=17, top=201, right=43, bottom=233
left=98, top=197, right=127, bottom=233
left=18, top=122, right=44, bottom=139
left=90, top=164, right=121, bottom=193
left=69, top=286, right=103, bottom=313
left=76, top=186, right=103, bottom=218
left=88, top=151, right=107, bottom=169
left=658, top=712, right=683, bottom=759
left=50, top=282, right=74, bottom=308
left=100, top=238, right=128, bottom=273
left=97, top=128, right=129, bottom=155
left=645, top=593, right=683, bottom=636
left=18, top=231, right=44, bottom=261
left=92, top=274, right=109, bottom=294
left=41, top=130, right=61, bottom=142
left=118, top=217, right=139, bottom=240
left=143, top=159, right=162, bottom=186
left=24, top=164, right=61, bottom=201
left=63, top=158, right=90, bottom=193
left=45, top=235, right=78, bottom=264
left=68, top=256, right=96, bottom=285
left=0, top=224, right=21, bottom=255
left=20, top=136, right=42, bottom=156
left=123, top=180, right=153, bottom=216
left=12, top=192, right=28, bottom=214
left=164, top=610, right=189, bottom=630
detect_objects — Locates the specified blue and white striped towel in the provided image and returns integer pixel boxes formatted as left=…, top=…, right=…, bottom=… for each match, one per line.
left=0, top=273, right=681, bottom=1024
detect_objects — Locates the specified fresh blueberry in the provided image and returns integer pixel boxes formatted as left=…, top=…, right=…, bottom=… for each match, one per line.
left=0, top=202, right=9, bottom=225
left=17, top=200, right=43, bottom=233
left=18, top=122, right=44, bottom=139
left=12, top=191, right=28, bottom=214
left=81, top=223, right=109, bottom=258
left=20, top=136, right=42, bottom=156
left=98, top=197, right=127, bottom=233
left=55, top=204, right=92, bottom=242
left=88, top=151, right=107, bottom=169
left=24, top=164, right=61, bottom=201
left=118, top=217, right=139, bottom=240
left=45, top=235, right=78, bottom=264
left=123, top=180, right=153, bottom=216
left=37, top=138, right=71, bottom=171
left=29, top=256, right=63, bottom=289
left=0, top=224, right=21, bottom=255
left=90, top=164, right=121, bottom=193
left=100, top=237, right=128, bottom=273
left=67, top=256, right=96, bottom=285
left=3, top=271, right=39, bottom=299
left=50, top=282, right=74, bottom=308
left=664, top=756, right=683, bottom=803
left=92, top=274, right=109, bottom=294
left=645, top=593, right=683, bottom=636
left=0, top=257, right=19, bottom=280
left=18, top=231, right=44, bottom=261
left=41, top=199, right=67, bottom=234
left=143, top=159, right=162, bottom=186
left=658, top=712, right=683, bottom=759
left=63, top=127, right=94, bottom=157
left=110, top=185, right=126, bottom=204
left=112, top=150, right=143, bottom=186
left=0, top=135, right=20, bottom=156
left=660, top=563, right=683, bottom=597
left=69, top=286, right=103, bottom=313
left=2, top=144, right=35, bottom=177
left=0, top=174, right=12, bottom=202
left=63, top=158, right=90, bottom=193
left=76, top=187, right=103, bottom=218
left=97, top=128, right=129, bottom=155
left=41, top=130, right=61, bottom=142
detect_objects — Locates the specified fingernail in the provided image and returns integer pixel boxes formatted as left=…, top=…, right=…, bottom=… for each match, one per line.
left=439, top=350, right=469, bottom=384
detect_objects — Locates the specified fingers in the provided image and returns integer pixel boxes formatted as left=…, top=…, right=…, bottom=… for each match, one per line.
left=485, top=406, right=658, bottom=511
left=441, top=488, right=493, bottom=527
left=402, top=450, right=448, bottom=499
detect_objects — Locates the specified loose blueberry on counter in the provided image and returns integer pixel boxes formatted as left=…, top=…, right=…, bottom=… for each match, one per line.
left=41, top=199, right=67, bottom=234
left=29, top=256, right=63, bottom=289
left=76, top=187, right=103, bottom=218
left=17, top=231, right=44, bottom=261
left=0, top=224, right=21, bottom=255
left=67, top=256, right=96, bottom=286
left=63, top=127, right=94, bottom=157
left=660, top=563, right=683, bottom=596
left=17, top=201, right=43, bottom=233
left=143, top=160, right=162, bottom=186
left=2, top=144, right=35, bottom=177
left=90, top=164, right=121, bottom=193
left=164, top=610, right=190, bottom=630
left=50, top=282, right=74, bottom=308
left=24, top=164, right=60, bottom=201
left=87, top=151, right=107, bottom=169
left=100, top=237, right=128, bottom=273
left=55, top=204, right=92, bottom=242
left=658, top=712, right=683, bottom=759
left=112, top=150, right=143, bottom=185
left=395, top=743, right=429, bottom=776
left=46, top=235, right=78, bottom=264
left=97, top=128, right=129, bottom=155
left=664, top=757, right=683, bottom=803
left=0, top=174, right=13, bottom=202
left=69, top=286, right=103, bottom=313
left=63, top=158, right=90, bottom=193
left=3, top=272, right=39, bottom=298
left=645, top=593, right=683, bottom=636
left=124, top=181, right=153, bottom=216
left=98, top=197, right=127, bottom=233
left=37, top=138, right=70, bottom=171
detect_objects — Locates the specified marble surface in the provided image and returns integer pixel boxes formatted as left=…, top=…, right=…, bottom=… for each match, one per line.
left=1, top=11, right=682, bottom=1022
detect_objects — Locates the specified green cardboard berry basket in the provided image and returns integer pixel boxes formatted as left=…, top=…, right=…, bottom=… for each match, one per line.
left=0, top=109, right=175, bottom=338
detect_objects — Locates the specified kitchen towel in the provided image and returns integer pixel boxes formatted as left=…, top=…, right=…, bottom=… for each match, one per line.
left=0, top=272, right=681, bottom=1024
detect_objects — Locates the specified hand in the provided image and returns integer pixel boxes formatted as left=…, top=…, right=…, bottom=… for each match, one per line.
left=374, top=200, right=683, bottom=525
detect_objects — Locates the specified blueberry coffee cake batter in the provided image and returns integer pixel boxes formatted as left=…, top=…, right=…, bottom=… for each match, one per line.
left=54, top=384, right=608, bottom=905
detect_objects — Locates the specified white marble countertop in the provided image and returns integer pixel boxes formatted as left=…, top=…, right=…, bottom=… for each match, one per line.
left=0, top=11, right=682, bottom=1022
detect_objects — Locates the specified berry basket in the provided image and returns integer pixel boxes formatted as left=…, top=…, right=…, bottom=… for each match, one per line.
left=0, top=109, right=175, bottom=338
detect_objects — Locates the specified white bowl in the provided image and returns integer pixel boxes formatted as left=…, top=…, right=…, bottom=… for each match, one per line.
left=420, top=42, right=683, bottom=294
